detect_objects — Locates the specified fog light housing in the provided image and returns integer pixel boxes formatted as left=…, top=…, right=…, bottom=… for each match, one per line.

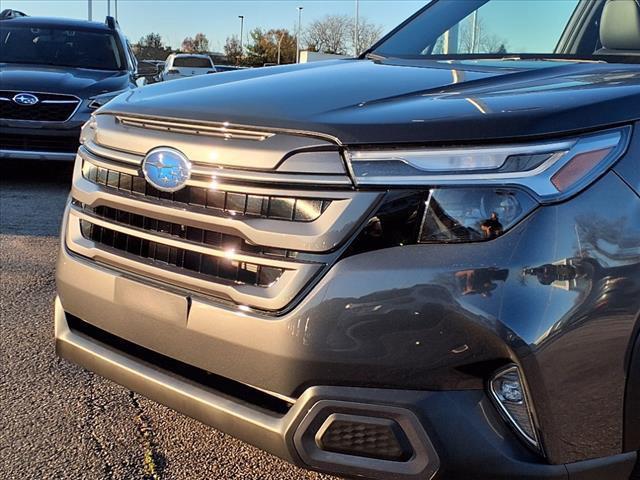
left=489, top=365, right=542, bottom=453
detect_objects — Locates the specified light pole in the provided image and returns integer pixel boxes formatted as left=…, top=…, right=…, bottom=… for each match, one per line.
left=115, top=0, right=118, bottom=21
left=238, top=15, right=244, bottom=57
left=107, top=0, right=111, bottom=17
left=87, top=0, right=92, bottom=21
left=296, top=6, right=303, bottom=63
left=354, top=0, right=359, bottom=56
left=277, top=32, right=284, bottom=65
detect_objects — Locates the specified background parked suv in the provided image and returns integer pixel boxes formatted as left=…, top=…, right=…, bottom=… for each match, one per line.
left=0, top=10, right=140, bottom=161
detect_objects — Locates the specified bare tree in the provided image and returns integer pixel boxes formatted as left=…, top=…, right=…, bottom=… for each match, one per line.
left=304, top=14, right=352, bottom=55
left=181, top=33, right=210, bottom=53
left=351, top=18, right=383, bottom=56
left=193, top=33, right=210, bottom=53
left=459, top=17, right=508, bottom=54
left=224, top=35, right=243, bottom=65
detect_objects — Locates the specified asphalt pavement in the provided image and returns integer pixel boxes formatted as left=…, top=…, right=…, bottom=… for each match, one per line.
left=0, top=161, right=335, bottom=480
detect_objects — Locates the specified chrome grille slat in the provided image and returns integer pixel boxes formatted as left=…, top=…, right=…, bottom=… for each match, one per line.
left=76, top=203, right=301, bottom=265
left=79, top=219, right=284, bottom=288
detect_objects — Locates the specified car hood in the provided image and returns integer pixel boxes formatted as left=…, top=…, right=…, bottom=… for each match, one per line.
left=0, top=64, right=131, bottom=99
left=102, top=58, right=640, bottom=145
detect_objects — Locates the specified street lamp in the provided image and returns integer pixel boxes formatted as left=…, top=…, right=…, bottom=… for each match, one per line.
left=277, top=32, right=285, bottom=65
left=354, top=0, right=359, bottom=56
left=296, top=6, right=303, bottom=63
left=238, top=15, right=244, bottom=57
left=87, top=0, right=92, bottom=21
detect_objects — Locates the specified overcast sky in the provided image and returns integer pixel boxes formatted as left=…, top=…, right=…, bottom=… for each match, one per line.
left=13, top=0, right=428, bottom=52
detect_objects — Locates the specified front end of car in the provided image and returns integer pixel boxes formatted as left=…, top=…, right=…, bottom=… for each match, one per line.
left=55, top=106, right=640, bottom=479
left=0, top=88, right=131, bottom=162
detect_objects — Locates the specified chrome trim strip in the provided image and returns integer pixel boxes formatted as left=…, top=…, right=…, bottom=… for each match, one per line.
left=188, top=166, right=353, bottom=187
left=42, top=99, right=81, bottom=104
left=102, top=111, right=343, bottom=146
left=79, top=147, right=139, bottom=175
left=83, top=142, right=142, bottom=166
left=81, top=143, right=352, bottom=186
left=0, top=97, right=10, bottom=101
left=0, top=149, right=77, bottom=161
left=117, top=115, right=276, bottom=141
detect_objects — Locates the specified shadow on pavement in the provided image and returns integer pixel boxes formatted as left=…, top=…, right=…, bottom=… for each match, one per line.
left=0, top=161, right=74, bottom=237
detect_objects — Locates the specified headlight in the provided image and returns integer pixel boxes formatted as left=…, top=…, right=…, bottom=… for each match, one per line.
left=345, top=127, right=630, bottom=252
left=79, top=115, right=97, bottom=145
left=347, top=127, right=630, bottom=203
left=88, top=89, right=130, bottom=110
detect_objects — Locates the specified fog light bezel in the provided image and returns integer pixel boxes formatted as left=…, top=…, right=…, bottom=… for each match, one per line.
left=489, top=364, right=543, bottom=454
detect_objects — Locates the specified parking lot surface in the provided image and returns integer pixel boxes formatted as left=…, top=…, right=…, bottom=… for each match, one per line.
left=0, top=162, right=335, bottom=480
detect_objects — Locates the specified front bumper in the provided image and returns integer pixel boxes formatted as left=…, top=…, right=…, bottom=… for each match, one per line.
left=0, top=116, right=86, bottom=161
left=55, top=298, right=636, bottom=480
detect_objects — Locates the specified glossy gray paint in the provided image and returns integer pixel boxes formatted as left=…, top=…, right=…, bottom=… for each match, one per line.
left=53, top=6, right=640, bottom=475
left=102, top=58, right=640, bottom=145
left=57, top=163, right=640, bottom=465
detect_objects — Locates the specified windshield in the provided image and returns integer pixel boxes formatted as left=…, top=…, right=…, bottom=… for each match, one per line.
left=373, top=0, right=630, bottom=61
left=172, top=56, right=212, bottom=68
left=0, top=24, right=125, bottom=70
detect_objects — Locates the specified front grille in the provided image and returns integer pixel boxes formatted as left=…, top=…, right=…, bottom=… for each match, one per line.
left=82, top=160, right=331, bottom=222
left=66, top=113, right=375, bottom=311
left=0, top=131, right=80, bottom=153
left=79, top=218, right=284, bottom=287
left=0, top=91, right=80, bottom=122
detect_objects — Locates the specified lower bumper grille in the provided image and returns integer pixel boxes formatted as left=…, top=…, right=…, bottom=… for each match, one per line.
left=0, top=131, right=80, bottom=153
left=65, top=312, right=292, bottom=414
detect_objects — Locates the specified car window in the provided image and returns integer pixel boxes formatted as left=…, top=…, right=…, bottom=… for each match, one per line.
left=375, top=0, right=582, bottom=58
left=0, top=24, right=125, bottom=70
left=429, top=0, right=579, bottom=55
left=172, top=56, right=212, bottom=68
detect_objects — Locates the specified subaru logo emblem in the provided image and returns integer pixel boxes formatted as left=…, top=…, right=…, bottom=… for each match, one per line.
left=142, top=148, right=192, bottom=192
left=12, top=93, right=39, bottom=105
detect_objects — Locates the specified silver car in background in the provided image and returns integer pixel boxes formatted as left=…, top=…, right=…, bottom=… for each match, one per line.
left=159, top=53, right=216, bottom=81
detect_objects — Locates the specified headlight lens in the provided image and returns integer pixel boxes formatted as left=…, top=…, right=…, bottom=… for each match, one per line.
left=347, top=127, right=630, bottom=203
left=348, top=187, right=536, bottom=254
left=88, top=89, right=130, bottom=110
left=345, top=127, right=630, bottom=253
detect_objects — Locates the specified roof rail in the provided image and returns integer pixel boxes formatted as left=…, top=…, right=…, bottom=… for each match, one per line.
left=105, top=15, right=118, bottom=29
left=0, top=9, right=27, bottom=19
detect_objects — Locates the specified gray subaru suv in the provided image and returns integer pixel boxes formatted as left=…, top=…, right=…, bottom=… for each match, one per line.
left=55, top=0, right=640, bottom=478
